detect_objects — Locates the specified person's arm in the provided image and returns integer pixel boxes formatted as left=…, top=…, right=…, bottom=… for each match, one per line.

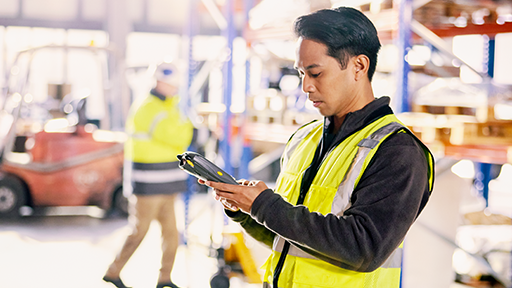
left=225, top=208, right=276, bottom=248
left=246, top=132, right=430, bottom=272
left=205, top=178, right=277, bottom=248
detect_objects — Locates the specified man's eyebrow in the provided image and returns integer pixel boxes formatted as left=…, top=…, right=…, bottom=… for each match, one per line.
left=294, top=63, right=320, bottom=70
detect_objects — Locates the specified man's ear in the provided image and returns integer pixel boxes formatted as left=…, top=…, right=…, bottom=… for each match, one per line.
left=354, top=55, right=370, bottom=81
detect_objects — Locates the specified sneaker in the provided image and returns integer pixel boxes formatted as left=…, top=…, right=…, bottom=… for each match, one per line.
left=102, top=276, right=132, bottom=288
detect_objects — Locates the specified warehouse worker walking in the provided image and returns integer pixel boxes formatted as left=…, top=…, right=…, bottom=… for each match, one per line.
left=202, top=7, right=434, bottom=288
left=103, top=61, right=193, bottom=288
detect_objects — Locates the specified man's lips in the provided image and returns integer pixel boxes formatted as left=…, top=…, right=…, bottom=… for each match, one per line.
left=311, top=100, right=322, bottom=107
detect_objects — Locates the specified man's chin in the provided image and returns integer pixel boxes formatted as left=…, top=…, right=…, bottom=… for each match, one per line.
left=317, top=108, right=330, bottom=117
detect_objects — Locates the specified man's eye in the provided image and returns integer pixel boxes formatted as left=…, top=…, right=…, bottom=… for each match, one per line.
left=311, top=73, right=320, bottom=78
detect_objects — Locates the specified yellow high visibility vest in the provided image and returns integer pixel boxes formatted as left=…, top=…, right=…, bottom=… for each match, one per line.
left=124, top=94, right=193, bottom=164
left=263, top=114, right=434, bottom=288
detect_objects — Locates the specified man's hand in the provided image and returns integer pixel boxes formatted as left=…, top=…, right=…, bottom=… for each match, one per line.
left=198, top=179, right=268, bottom=214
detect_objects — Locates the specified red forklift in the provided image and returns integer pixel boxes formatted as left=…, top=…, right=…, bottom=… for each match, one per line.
left=0, top=45, right=129, bottom=218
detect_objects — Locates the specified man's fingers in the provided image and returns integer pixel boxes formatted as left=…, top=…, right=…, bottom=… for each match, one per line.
left=222, top=200, right=238, bottom=210
left=215, top=189, right=238, bottom=201
left=220, top=198, right=239, bottom=211
left=237, top=179, right=249, bottom=185
left=205, top=179, right=266, bottom=214
left=205, top=181, right=241, bottom=193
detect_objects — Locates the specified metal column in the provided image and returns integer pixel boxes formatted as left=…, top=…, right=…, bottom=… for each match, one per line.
left=473, top=35, right=497, bottom=208
left=396, top=1, right=413, bottom=287
left=219, top=0, right=236, bottom=176
left=395, top=0, right=413, bottom=113
left=182, top=0, right=199, bottom=246
left=105, top=0, right=131, bottom=130
left=238, top=0, right=255, bottom=180
left=474, top=162, right=492, bottom=207
left=486, top=37, right=495, bottom=78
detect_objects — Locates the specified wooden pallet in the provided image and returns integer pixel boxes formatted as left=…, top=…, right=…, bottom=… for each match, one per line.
left=399, top=111, right=512, bottom=164
left=401, top=112, right=512, bottom=146
left=246, top=94, right=286, bottom=124
left=411, top=103, right=489, bottom=123
left=246, top=111, right=283, bottom=124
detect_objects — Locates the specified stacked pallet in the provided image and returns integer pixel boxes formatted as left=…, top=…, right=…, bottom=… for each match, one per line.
left=399, top=78, right=512, bottom=163
left=246, top=90, right=286, bottom=124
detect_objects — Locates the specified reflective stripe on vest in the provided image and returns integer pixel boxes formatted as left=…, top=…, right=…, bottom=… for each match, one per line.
left=272, top=236, right=402, bottom=269
left=280, top=121, right=320, bottom=172
left=130, top=111, right=169, bottom=140
left=332, top=122, right=404, bottom=215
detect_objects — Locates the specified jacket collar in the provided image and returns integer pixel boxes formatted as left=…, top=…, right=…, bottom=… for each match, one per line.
left=150, top=88, right=167, bottom=101
left=324, top=96, right=394, bottom=145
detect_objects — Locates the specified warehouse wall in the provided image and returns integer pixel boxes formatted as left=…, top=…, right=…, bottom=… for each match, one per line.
left=402, top=166, right=471, bottom=288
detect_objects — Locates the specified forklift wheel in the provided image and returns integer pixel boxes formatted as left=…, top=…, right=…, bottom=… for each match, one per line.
left=0, top=174, right=27, bottom=218
left=210, top=269, right=230, bottom=288
left=112, top=187, right=129, bottom=217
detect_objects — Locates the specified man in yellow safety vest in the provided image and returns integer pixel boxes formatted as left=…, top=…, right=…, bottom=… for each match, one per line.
left=104, top=61, right=193, bottom=288
left=202, top=6, right=434, bottom=288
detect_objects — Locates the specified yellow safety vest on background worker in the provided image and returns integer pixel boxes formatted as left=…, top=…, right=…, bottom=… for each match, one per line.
left=263, top=114, right=434, bottom=288
left=125, top=94, right=193, bottom=164
left=124, top=93, right=193, bottom=195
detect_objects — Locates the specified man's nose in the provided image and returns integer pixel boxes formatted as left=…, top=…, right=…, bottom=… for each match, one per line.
left=301, top=77, right=314, bottom=93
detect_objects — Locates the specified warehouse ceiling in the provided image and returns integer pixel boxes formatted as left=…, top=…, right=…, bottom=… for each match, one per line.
left=0, top=0, right=510, bottom=38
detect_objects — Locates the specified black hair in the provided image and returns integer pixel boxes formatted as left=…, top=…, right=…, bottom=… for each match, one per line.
left=293, top=7, right=381, bottom=81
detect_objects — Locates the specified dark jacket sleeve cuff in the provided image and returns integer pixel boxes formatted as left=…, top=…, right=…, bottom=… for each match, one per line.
left=224, top=209, right=246, bottom=222
left=250, top=188, right=275, bottom=218
left=225, top=188, right=275, bottom=223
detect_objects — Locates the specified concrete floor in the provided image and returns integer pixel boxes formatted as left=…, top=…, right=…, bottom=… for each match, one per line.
left=0, top=187, right=501, bottom=288
left=0, top=193, right=268, bottom=288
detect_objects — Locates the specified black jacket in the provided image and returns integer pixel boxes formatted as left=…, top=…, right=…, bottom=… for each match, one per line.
left=227, top=96, right=432, bottom=272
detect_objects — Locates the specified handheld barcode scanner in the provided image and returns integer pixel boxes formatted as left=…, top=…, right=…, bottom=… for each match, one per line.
left=177, top=151, right=239, bottom=185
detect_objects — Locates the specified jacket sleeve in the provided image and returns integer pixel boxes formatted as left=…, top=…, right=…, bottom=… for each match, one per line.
left=249, top=132, right=431, bottom=272
left=225, top=204, right=276, bottom=248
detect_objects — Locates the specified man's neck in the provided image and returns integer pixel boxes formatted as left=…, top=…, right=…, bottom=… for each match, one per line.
left=331, top=84, right=375, bottom=132
left=331, top=115, right=345, bottom=133
left=150, top=88, right=167, bottom=101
